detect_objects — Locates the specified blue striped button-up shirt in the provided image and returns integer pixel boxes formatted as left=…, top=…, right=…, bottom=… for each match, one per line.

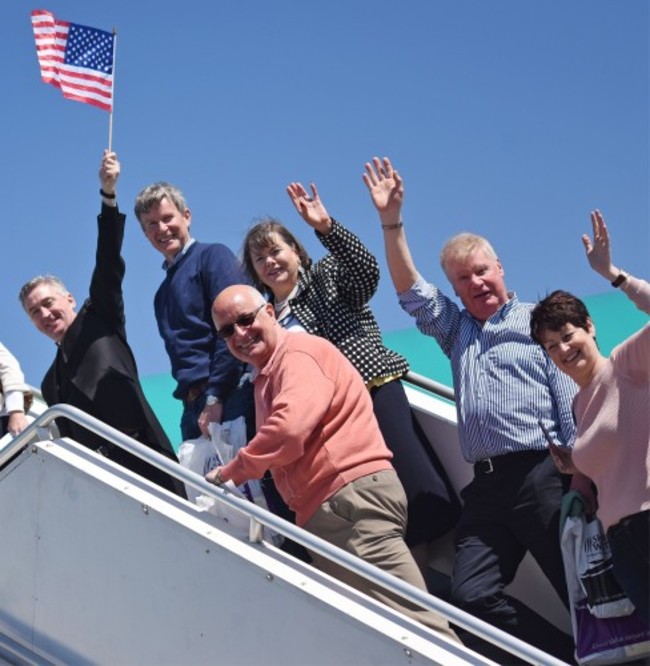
left=400, top=275, right=577, bottom=463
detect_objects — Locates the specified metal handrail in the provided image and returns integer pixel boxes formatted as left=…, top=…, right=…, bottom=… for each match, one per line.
left=404, top=371, right=455, bottom=402
left=2, top=404, right=568, bottom=666
left=26, top=384, right=44, bottom=403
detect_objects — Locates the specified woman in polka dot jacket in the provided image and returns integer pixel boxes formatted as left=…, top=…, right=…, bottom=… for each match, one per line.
left=242, top=180, right=461, bottom=572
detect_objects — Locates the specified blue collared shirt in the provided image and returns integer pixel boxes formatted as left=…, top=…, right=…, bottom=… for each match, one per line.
left=399, top=275, right=577, bottom=463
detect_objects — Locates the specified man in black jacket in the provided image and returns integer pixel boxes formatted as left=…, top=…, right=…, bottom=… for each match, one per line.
left=19, top=151, right=184, bottom=497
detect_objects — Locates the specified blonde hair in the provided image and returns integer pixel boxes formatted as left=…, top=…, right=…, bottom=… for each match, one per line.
left=440, top=233, right=498, bottom=279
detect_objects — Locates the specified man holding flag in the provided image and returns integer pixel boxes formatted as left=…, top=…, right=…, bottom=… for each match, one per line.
left=19, top=151, right=185, bottom=498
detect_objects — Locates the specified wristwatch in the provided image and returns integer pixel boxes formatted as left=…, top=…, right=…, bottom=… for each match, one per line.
left=611, top=271, right=628, bottom=288
left=206, top=395, right=222, bottom=406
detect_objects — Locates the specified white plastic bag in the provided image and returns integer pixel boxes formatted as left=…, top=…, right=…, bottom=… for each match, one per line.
left=178, top=418, right=281, bottom=544
left=210, top=418, right=267, bottom=508
left=177, top=436, right=219, bottom=503
left=560, top=492, right=650, bottom=664
left=571, top=513, right=635, bottom=619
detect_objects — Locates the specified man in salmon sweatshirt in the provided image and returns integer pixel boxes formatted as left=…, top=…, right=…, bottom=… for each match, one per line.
left=206, top=284, right=459, bottom=644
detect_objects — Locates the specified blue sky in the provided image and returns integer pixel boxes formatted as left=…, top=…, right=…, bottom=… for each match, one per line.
left=4, top=0, right=648, bottom=387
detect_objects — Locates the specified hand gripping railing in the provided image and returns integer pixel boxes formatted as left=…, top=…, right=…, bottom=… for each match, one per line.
left=1, top=404, right=569, bottom=666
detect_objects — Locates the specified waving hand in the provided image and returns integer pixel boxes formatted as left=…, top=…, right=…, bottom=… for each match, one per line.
left=363, top=156, right=403, bottom=226
left=582, top=210, right=620, bottom=282
left=287, top=181, right=332, bottom=235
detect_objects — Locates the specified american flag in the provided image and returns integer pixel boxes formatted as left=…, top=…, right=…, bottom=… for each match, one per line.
left=31, top=9, right=114, bottom=112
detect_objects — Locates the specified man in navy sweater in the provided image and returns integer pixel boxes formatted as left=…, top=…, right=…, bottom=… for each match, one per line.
left=135, top=182, right=251, bottom=441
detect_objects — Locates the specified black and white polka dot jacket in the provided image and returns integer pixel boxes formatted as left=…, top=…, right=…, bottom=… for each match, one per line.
left=287, top=219, right=409, bottom=384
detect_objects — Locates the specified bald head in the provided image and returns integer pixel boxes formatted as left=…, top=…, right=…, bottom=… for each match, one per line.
left=212, top=285, right=277, bottom=368
left=213, top=284, right=266, bottom=314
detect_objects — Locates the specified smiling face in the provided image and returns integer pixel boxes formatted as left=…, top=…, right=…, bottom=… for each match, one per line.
left=249, top=233, right=302, bottom=301
left=445, top=248, right=509, bottom=321
left=529, top=289, right=604, bottom=387
left=23, top=282, right=77, bottom=343
left=139, top=197, right=192, bottom=262
left=539, top=321, right=602, bottom=387
left=212, top=286, right=278, bottom=369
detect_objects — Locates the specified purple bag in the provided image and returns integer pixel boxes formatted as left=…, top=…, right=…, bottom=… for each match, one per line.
left=561, top=492, right=650, bottom=664
left=572, top=598, right=650, bottom=664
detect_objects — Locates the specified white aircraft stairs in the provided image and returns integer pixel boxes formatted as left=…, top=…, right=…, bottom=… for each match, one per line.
left=0, top=378, right=571, bottom=666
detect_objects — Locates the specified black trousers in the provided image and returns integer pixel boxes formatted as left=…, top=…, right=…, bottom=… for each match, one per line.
left=371, top=379, right=461, bottom=546
left=608, top=509, right=650, bottom=626
left=451, top=451, right=575, bottom=664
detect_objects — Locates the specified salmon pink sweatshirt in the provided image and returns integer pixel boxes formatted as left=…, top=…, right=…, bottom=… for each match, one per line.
left=220, top=328, right=393, bottom=526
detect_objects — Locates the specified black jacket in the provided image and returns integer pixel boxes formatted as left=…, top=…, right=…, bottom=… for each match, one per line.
left=42, top=204, right=185, bottom=497
left=284, top=220, right=409, bottom=384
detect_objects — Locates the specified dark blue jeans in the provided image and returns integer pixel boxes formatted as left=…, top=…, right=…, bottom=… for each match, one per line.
left=608, top=509, right=650, bottom=626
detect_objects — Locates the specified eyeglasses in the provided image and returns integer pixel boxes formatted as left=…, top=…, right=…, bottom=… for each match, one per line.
left=216, top=303, right=266, bottom=339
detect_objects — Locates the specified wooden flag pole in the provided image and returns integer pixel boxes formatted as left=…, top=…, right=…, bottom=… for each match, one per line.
left=108, top=28, right=117, bottom=151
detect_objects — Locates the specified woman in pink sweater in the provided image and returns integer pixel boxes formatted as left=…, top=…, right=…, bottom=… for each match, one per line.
left=530, top=210, right=649, bottom=626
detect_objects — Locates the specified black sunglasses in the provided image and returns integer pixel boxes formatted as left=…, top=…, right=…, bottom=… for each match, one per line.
left=216, top=303, right=266, bottom=339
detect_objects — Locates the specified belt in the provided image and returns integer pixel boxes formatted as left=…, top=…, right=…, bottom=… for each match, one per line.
left=473, top=450, right=548, bottom=476
left=184, top=381, right=208, bottom=404
left=366, top=372, right=405, bottom=391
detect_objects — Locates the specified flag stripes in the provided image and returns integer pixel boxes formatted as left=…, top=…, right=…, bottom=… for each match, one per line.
left=31, top=9, right=114, bottom=112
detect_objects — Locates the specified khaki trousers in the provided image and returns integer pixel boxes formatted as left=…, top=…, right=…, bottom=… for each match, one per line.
left=303, top=469, right=459, bottom=643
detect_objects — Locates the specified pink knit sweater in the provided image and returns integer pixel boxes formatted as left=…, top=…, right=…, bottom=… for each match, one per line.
left=220, top=328, right=393, bottom=526
left=572, top=276, right=650, bottom=530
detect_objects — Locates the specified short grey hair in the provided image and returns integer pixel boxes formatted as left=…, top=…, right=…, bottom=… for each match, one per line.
left=134, top=182, right=189, bottom=223
left=19, top=275, right=70, bottom=308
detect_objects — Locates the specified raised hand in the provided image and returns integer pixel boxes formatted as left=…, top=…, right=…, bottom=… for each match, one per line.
left=286, top=181, right=332, bottom=234
left=99, top=149, right=120, bottom=196
left=362, top=156, right=404, bottom=226
left=582, top=210, right=618, bottom=281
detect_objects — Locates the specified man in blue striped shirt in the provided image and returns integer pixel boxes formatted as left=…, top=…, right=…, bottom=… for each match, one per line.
left=364, top=157, right=577, bottom=662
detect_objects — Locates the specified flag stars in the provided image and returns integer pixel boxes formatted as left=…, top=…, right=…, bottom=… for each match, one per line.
left=65, top=24, right=113, bottom=73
